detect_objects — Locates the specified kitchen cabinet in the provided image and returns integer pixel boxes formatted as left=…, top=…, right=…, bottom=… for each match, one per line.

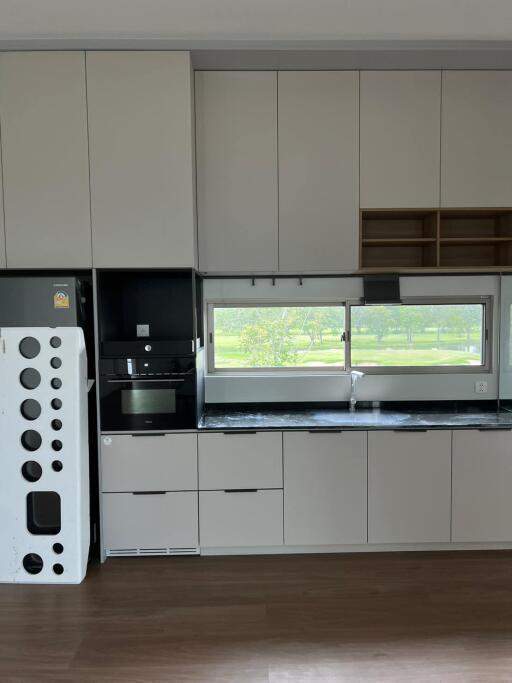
left=87, top=51, right=196, bottom=268
left=368, top=430, right=451, bottom=544
left=199, top=490, right=283, bottom=548
left=441, top=71, right=512, bottom=207
left=360, top=71, right=441, bottom=208
left=0, top=52, right=91, bottom=268
left=452, top=430, right=512, bottom=542
left=101, top=434, right=197, bottom=493
left=102, top=491, right=198, bottom=554
left=278, top=71, right=359, bottom=272
left=283, top=431, right=367, bottom=546
left=198, top=431, right=282, bottom=490
left=0, top=155, right=5, bottom=268
left=195, top=71, right=278, bottom=273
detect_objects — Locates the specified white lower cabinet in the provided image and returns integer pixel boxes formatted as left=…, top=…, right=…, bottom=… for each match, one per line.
left=101, top=433, right=197, bottom=492
left=102, top=491, right=198, bottom=555
left=283, top=431, right=367, bottom=545
left=199, top=490, right=283, bottom=548
left=368, top=430, right=452, bottom=544
left=198, top=431, right=282, bottom=490
left=452, top=430, right=512, bottom=542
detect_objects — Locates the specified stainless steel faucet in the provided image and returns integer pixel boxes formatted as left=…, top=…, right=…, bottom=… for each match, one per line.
left=349, top=370, right=365, bottom=412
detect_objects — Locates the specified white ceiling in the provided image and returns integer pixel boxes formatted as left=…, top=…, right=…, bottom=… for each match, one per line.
left=0, top=0, right=512, bottom=43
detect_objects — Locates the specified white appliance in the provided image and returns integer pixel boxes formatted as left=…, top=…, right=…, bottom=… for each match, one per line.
left=0, top=327, right=89, bottom=584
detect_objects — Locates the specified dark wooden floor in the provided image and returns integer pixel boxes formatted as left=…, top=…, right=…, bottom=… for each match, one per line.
left=2, top=551, right=512, bottom=682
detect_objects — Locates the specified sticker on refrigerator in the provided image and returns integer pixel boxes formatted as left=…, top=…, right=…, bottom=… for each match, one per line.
left=53, top=291, right=70, bottom=309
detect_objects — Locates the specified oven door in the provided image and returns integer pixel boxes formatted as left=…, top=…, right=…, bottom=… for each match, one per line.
left=100, top=376, right=196, bottom=431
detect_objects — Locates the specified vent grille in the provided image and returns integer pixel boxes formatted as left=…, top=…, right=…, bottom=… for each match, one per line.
left=107, top=547, right=199, bottom=557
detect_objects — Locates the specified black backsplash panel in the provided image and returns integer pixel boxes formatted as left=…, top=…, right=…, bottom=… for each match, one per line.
left=97, top=270, right=195, bottom=343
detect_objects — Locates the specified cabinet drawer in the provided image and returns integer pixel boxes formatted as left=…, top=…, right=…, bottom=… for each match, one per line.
left=199, top=490, right=283, bottom=547
left=102, top=491, right=198, bottom=554
left=198, top=432, right=282, bottom=490
left=101, top=434, right=197, bottom=492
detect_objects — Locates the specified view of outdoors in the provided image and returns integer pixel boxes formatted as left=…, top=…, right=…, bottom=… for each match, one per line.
left=212, top=303, right=485, bottom=370
left=351, top=304, right=484, bottom=367
left=213, top=305, right=345, bottom=369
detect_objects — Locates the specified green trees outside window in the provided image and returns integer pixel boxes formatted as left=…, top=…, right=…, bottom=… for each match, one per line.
left=211, top=302, right=486, bottom=371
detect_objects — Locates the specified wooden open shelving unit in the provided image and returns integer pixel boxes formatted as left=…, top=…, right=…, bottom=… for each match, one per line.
left=360, top=208, right=512, bottom=271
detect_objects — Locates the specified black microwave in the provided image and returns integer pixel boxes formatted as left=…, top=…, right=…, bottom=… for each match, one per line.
left=99, top=357, right=196, bottom=431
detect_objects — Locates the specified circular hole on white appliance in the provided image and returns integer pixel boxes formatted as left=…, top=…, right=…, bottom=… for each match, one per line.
left=19, top=337, right=41, bottom=359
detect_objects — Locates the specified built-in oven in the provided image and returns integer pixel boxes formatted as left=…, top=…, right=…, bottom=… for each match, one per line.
left=99, top=357, right=196, bottom=431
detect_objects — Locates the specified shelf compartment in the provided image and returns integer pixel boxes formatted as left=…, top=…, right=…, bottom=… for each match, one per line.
left=440, top=209, right=512, bottom=240
left=362, top=242, right=437, bottom=269
left=360, top=209, right=438, bottom=269
left=361, top=209, right=438, bottom=240
left=440, top=242, right=512, bottom=268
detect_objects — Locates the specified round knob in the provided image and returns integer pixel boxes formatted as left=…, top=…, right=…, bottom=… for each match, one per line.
left=144, top=344, right=152, bottom=352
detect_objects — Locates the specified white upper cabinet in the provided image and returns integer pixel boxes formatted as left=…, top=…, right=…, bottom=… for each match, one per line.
left=0, top=152, right=5, bottom=268
left=195, top=71, right=278, bottom=273
left=0, top=52, right=91, bottom=268
left=278, top=71, right=359, bottom=272
left=360, top=71, right=441, bottom=208
left=87, top=51, right=196, bottom=268
left=441, top=71, right=512, bottom=207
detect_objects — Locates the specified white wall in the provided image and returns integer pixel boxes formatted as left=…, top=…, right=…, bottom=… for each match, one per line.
left=203, top=275, right=499, bottom=403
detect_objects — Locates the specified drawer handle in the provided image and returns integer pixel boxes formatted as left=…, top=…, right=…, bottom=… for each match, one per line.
left=131, top=433, right=166, bottom=437
left=308, top=429, right=343, bottom=433
left=478, top=428, right=512, bottom=432
left=132, top=491, right=167, bottom=495
left=393, top=429, right=428, bottom=433
left=222, top=431, right=258, bottom=435
left=223, top=489, right=258, bottom=493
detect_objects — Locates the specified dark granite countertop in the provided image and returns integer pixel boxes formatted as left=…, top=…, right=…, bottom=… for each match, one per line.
left=199, top=402, right=512, bottom=432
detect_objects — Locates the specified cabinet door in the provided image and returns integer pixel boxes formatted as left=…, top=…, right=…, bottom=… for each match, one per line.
left=198, top=431, right=282, bottom=490
left=452, top=430, right=512, bottom=542
left=195, top=71, right=278, bottom=272
left=368, top=431, right=451, bottom=544
left=102, top=491, right=199, bottom=554
left=278, top=71, right=359, bottom=272
left=284, top=431, right=367, bottom=546
left=101, top=434, right=197, bottom=493
left=441, top=71, right=512, bottom=207
left=0, top=52, right=91, bottom=268
left=0, top=152, right=5, bottom=268
left=87, top=51, right=196, bottom=268
left=360, top=71, right=441, bottom=208
left=199, top=490, right=283, bottom=547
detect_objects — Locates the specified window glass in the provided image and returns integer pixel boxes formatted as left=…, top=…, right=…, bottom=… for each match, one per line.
left=350, top=303, right=485, bottom=368
left=212, top=305, right=345, bottom=370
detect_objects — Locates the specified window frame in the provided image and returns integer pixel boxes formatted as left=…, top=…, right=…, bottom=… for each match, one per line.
left=207, top=300, right=348, bottom=374
left=346, top=296, right=493, bottom=375
left=206, top=296, right=493, bottom=376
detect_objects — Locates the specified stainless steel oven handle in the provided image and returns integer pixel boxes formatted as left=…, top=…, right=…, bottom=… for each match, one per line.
left=105, top=379, right=185, bottom=383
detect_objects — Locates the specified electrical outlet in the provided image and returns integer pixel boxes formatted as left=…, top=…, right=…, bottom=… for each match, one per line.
left=475, top=380, right=488, bottom=394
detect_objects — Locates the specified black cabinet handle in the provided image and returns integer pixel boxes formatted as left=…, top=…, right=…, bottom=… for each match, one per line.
left=224, top=489, right=258, bottom=493
left=222, top=431, right=258, bottom=435
left=478, top=428, right=512, bottom=432
left=132, top=491, right=166, bottom=495
left=308, top=429, right=343, bottom=433
left=393, top=429, right=428, bottom=433
left=131, top=433, right=166, bottom=437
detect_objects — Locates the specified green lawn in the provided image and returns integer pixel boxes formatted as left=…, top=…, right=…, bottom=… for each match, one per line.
left=214, top=331, right=481, bottom=368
